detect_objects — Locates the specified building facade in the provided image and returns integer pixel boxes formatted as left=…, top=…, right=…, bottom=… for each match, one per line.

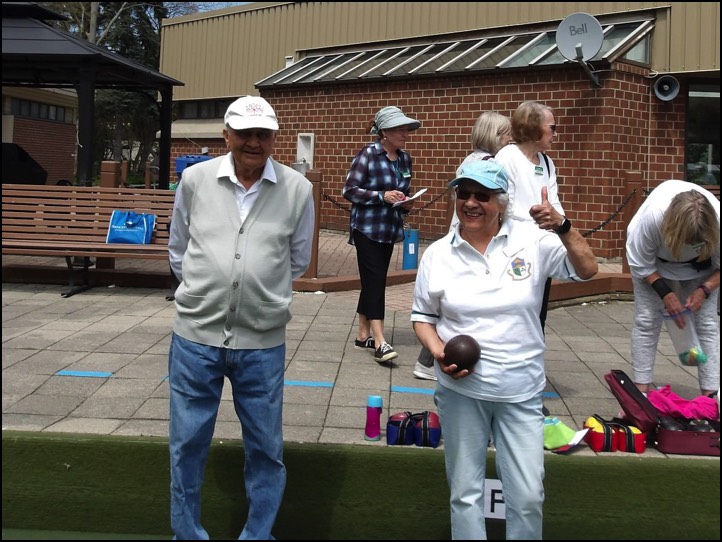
left=160, top=2, right=720, bottom=260
left=2, top=87, right=77, bottom=184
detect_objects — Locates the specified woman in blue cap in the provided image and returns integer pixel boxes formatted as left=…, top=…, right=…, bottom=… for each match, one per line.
left=343, top=105, right=421, bottom=364
left=411, top=159, right=597, bottom=540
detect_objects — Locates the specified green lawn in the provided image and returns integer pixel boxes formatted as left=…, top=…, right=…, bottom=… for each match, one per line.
left=3, top=432, right=719, bottom=540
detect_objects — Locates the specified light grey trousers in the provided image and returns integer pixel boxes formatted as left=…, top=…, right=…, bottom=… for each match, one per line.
left=417, top=345, right=435, bottom=367
left=631, top=275, right=719, bottom=392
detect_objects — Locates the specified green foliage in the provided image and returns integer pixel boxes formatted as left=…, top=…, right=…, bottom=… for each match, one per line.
left=33, top=2, right=246, bottom=179
left=36, top=3, right=205, bottom=178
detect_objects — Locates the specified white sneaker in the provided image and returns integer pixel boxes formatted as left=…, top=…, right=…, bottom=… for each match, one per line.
left=413, top=361, right=437, bottom=381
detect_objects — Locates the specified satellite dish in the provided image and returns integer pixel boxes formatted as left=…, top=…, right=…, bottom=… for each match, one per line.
left=556, top=13, right=604, bottom=62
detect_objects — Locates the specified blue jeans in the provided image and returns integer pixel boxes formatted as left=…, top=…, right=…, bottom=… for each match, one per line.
left=169, top=333, right=286, bottom=540
left=435, top=385, right=545, bottom=540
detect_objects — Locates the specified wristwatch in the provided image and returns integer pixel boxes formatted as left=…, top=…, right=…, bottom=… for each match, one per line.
left=553, top=217, right=572, bottom=235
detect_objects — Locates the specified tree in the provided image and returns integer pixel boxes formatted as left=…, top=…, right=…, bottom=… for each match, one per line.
left=38, top=2, right=243, bottom=181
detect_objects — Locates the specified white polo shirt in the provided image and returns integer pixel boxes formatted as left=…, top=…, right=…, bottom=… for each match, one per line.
left=494, top=143, right=564, bottom=222
left=411, top=219, right=584, bottom=402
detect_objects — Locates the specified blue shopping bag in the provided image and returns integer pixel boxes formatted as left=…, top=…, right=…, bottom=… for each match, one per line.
left=106, top=210, right=156, bottom=244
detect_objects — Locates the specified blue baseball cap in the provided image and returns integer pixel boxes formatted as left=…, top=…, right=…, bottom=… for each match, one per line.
left=448, top=160, right=509, bottom=193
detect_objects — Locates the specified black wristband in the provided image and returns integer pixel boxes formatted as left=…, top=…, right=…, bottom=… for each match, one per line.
left=698, top=284, right=711, bottom=298
left=553, top=217, right=572, bottom=235
left=651, top=278, right=673, bottom=299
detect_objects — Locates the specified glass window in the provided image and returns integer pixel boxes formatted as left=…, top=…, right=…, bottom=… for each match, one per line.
left=179, top=102, right=197, bottom=119
left=217, top=100, right=233, bottom=116
left=7, top=98, right=72, bottom=122
left=623, top=34, right=650, bottom=64
left=412, top=40, right=483, bottom=74
left=258, top=19, right=653, bottom=88
left=686, top=82, right=720, bottom=186
left=199, top=101, right=214, bottom=118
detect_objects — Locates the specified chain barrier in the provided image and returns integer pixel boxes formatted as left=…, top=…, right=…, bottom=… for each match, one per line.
left=406, top=188, right=450, bottom=215
left=322, top=187, right=450, bottom=215
left=321, top=190, right=352, bottom=213
left=580, top=188, right=637, bottom=238
left=322, top=187, right=643, bottom=238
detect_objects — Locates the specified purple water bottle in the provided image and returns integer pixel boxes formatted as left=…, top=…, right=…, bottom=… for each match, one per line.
left=364, top=395, right=383, bottom=441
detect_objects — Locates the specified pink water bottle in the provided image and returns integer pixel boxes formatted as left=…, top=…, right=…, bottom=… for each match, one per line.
left=364, top=395, right=383, bottom=441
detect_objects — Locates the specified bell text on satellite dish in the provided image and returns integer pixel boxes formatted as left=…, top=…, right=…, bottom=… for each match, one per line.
left=556, top=13, right=603, bottom=62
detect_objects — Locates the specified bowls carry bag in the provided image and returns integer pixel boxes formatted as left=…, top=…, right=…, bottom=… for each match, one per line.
left=413, top=411, right=442, bottom=448
left=387, top=411, right=442, bottom=448
left=386, top=411, right=416, bottom=445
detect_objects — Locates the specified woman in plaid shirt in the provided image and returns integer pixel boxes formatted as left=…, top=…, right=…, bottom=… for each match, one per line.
left=343, top=106, right=421, bottom=363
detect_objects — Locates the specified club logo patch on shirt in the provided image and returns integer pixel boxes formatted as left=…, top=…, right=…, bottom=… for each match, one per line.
left=507, top=257, right=532, bottom=281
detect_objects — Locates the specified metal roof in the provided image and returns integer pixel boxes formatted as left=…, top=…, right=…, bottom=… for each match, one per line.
left=2, top=13, right=183, bottom=89
left=257, top=18, right=653, bottom=88
left=2, top=2, right=183, bottom=187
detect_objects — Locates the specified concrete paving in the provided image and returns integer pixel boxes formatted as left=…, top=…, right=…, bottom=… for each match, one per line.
left=1, top=229, right=718, bottom=459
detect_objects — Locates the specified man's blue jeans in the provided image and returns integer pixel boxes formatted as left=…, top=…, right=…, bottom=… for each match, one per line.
left=169, top=333, right=286, bottom=540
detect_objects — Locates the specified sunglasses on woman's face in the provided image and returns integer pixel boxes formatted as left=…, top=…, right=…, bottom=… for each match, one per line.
left=455, top=187, right=494, bottom=202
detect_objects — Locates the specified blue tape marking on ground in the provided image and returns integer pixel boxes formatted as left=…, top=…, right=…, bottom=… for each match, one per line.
left=543, top=391, right=560, bottom=399
left=56, top=370, right=113, bottom=378
left=391, top=386, right=435, bottom=395
left=284, top=380, right=334, bottom=388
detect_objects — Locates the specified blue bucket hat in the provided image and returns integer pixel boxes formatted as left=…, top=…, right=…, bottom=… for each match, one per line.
left=448, top=160, right=509, bottom=193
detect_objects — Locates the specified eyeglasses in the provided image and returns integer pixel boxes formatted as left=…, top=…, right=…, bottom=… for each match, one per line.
left=546, top=124, right=557, bottom=133
left=455, top=187, right=493, bottom=202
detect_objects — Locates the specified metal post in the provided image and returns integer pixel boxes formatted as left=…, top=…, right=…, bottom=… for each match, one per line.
left=622, top=171, right=643, bottom=274
left=302, top=169, right=321, bottom=279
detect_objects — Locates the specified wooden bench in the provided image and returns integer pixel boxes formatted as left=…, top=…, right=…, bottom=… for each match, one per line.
left=2, top=184, right=176, bottom=297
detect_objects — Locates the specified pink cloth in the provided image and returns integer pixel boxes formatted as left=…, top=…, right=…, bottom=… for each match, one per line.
left=648, top=385, right=719, bottom=420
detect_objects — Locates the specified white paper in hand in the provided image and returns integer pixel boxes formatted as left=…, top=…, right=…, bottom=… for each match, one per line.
left=393, top=188, right=427, bottom=207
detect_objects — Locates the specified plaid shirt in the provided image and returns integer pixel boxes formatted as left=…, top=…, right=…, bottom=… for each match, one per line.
left=342, top=140, right=412, bottom=245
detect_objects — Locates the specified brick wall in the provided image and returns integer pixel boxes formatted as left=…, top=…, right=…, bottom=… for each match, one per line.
left=170, top=139, right=227, bottom=180
left=12, top=117, right=76, bottom=183
left=169, top=63, right=687, bottom=261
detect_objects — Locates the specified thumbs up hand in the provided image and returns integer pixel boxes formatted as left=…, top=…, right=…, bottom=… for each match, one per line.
left=529, top=186, right=563, bottom=231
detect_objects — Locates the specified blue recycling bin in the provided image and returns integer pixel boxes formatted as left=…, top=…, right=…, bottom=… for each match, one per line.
left=402, top=229, right=419, bottom=270
left=172, top=154, right=213, bottom=189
